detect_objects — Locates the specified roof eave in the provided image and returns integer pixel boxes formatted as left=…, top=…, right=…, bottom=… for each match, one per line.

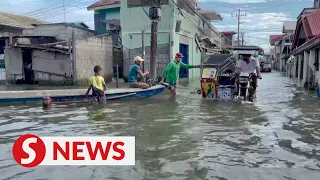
left=292, top=36, right=320, bottom=55
left=0, top=23, right=34, bottom=29
left=87, top=4, right=120, bottom=11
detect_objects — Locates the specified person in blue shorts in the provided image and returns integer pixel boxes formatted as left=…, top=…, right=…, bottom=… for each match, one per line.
left=128, top=56, right=150, bottom=89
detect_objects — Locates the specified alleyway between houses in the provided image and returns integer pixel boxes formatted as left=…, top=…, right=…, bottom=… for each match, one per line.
left=0, top=72, right=320, bottom=180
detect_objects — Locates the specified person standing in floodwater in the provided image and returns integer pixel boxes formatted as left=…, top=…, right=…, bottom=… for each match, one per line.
left=85, top=65, right=106, bottom=102
left=160, top=52, right=200, bottom=97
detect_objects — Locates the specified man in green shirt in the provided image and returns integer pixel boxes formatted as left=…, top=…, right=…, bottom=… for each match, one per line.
left=160, top=52, right=200, bottom=96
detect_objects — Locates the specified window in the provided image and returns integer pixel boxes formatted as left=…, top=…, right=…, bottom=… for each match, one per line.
left=315, top=49, right=319, bottom=71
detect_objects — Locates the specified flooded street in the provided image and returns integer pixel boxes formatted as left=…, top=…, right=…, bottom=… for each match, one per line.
left=1, top=72, right=320, bottom=180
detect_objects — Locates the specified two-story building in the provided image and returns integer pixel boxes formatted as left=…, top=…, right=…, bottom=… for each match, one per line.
left=87, top=0, right=121, bottom=45
left=276, top=21, right=296, bottom=72
left=269, top=34, right=285, bottom=70
left=120, top=0, right=223, bottom=81
left=285, top=0, right=320, bottom=92
left=289, top=7, right=320, bottom=89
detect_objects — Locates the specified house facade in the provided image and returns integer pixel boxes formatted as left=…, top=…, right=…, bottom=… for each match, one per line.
left=87, top=0, right=121, bottom=46
left=4, top=23, right=114, bottom=86
left=269, top=34, right=285, bottom=70
left=286, top=4, right=320, bottom=92
left=121, top=0, right=223, bottom=81
left=276, top=21, right=296, bottom=72
left=221, top=31, right=236, bottom=50
left=0, top=12, right=45, bottom=81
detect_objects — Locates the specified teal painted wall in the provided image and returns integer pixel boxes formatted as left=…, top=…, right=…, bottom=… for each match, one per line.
left=94, top=7, right=120, bottom=34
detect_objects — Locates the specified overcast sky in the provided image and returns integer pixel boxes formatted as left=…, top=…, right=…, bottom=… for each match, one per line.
left=0, top=0, right=314, bottom=52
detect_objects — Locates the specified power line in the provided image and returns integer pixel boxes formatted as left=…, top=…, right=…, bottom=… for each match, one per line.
left=30, top=1, right=95, bottom=20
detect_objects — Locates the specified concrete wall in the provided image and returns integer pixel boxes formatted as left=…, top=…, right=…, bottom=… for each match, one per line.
left=123, top=43, right=170, bottom=78
left=24, top=25, right=94, bottom=41
left=74, top=35, right=113, bottom=85
left=121, top=0, right=174, bottom=79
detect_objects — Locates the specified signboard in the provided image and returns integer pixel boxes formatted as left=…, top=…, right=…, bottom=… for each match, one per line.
left=218, top=88, right=231, bottom=100
left=202, top=68, right=217, bottom=78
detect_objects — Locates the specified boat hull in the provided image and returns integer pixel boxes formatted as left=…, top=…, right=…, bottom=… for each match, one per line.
left=0, top=85, right=165, bottom=103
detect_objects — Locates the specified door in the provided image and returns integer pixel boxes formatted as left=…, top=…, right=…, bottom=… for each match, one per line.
left=179, top=43, right=189, bottom=79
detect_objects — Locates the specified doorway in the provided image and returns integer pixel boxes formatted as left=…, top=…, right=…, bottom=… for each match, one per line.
left=22, top=49, right=34, bottom=84
left=179, top=43, right=189, bottom=79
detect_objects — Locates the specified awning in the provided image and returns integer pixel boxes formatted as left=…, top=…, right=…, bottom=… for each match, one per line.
left=200, top=10, right=223, bottom=21
left=101, top=19, right=120, bottom=27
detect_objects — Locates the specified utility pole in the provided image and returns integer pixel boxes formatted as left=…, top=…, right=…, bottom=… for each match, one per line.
left=241, top=32, right=245, bottom=45
left=141, top=30, right=145, bottom=72
left=142, top=30, right=146, bottom=83
left=232, top=9, right=246, bottom=46
left=149, top=0, right=161, bottom=80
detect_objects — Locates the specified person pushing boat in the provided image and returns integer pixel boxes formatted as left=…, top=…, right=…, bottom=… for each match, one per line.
left=128, top=56, right=150, bottom=89
left=160, top=52, right=200, bottom=96
left=85, top=65, right=106, bottom=102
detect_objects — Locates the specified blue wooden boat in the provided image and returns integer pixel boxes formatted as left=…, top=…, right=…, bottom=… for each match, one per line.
left=0, top=85, right=165, bottom=103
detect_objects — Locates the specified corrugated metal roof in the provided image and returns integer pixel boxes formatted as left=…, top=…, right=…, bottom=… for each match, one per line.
left=0, top=12, right=45, bottom=29
left=269, top=34, right=285, bottom=43
left=305, top=9, right=320, bottom=37
left=87, top=0, right=120, bottom=10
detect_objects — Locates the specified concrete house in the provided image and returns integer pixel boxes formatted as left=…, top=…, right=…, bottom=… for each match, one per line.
left=197, top=10, right=223, bottom=54
left=269, top=34, right=285, bottom=70
left=276, top=21, right=296, bottom=72
left=87, top=0, right=121, bottom=45
left=4, top=22, right=114, bottom=86
left=0, top=12, right=45, bottom=81
left=87, top=0, right=123, bottom=80
left=121, top=0, right=223, bottom=81
left=287, top=7, right=320, bottom=89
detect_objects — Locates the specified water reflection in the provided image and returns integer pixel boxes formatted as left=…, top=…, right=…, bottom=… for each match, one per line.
left=0, top=72, right=320, bottom=179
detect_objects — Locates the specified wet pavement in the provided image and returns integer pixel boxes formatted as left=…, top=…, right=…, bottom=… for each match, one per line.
left=0, top=72, right=320, bottom=180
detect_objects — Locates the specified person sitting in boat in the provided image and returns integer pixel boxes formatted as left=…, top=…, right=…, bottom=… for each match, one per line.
left=234, top=54, right=262, bottom=95
left=160, top=52, right=200, bottom=97
left=128, top=56, right=150, bottom=89
left=85, top=65, right=106, bottom=102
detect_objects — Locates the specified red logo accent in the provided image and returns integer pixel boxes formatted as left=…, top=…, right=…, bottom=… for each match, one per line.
left=12, top=134, right=46, bottom=168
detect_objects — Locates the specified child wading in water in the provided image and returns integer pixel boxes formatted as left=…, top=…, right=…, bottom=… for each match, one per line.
left=85, top=65, right=106, bottom=102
